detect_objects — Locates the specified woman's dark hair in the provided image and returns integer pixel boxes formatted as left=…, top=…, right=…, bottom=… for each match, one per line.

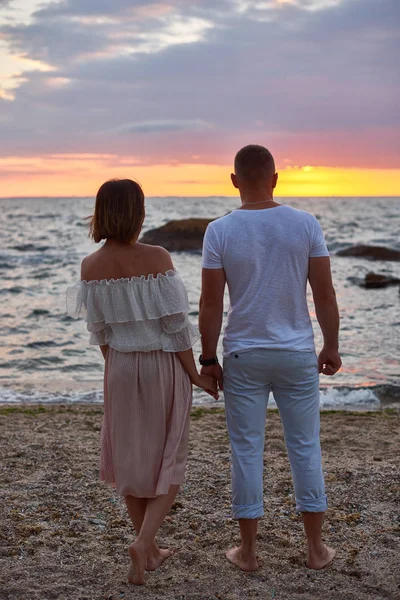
left=89, top=179, right=145, bottom=244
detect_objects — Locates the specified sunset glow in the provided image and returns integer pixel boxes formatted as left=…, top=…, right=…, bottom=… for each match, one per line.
left=0, top=0, right=399, bottom=197
left=1, top=155, right=399, bottom=198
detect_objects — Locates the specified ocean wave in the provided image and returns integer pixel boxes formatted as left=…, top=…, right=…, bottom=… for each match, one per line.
left=28, top=309, right=50, bottom=317
left=32, top=269, right=53, bottom=280
left=61, top=362, right=102, bottom=372
left=0, top=254, right=62, bottom=268
left=0, top=387, right=103, bottom=404
left=32, top=213, right=62, bottom=220
left=0, top=357, right=65, bottom=371
left=0, top=286, right=26, bottom=295
left=1, top=197, right=399, bottom=404
left=1, top=385, right=397, bottom=408
left=26, top=340, right=73, bottom=349
left=11, top=243, right=52, bottom=252
left=267, top=387, right=385, bottom=409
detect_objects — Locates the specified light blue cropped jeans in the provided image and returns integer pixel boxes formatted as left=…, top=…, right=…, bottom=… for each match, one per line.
left=223, top=349, right=327, bottom=519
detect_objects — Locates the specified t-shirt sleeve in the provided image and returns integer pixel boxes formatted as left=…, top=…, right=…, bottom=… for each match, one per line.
left=202, top=223, right=223, bottom=269
left=310, top=216, right=329, bottom=257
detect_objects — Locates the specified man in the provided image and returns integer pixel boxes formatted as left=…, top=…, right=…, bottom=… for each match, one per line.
left=199, top=144, right=341, bottom=572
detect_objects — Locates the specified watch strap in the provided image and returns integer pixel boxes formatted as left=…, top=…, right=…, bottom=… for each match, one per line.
left=199, top=355, right=219, bottom=366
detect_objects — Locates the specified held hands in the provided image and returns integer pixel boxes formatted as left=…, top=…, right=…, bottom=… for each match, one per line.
left=318, top=346, right=342, bottom=376
left=192, top=373, right=219, bottom=400
left=200, top=364, right=224, bottom=391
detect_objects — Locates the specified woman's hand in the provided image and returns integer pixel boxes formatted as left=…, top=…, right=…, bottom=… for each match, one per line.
left=201, top=364, right=223, bottom=390
left=192, top=373, right=219, bottom=400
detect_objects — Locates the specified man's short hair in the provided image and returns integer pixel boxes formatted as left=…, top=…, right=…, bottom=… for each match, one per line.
left=234, top=145, right=276, bottom=183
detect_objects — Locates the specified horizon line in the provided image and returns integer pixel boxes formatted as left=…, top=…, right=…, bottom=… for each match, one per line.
left=1, top=195, right=400, bottom=200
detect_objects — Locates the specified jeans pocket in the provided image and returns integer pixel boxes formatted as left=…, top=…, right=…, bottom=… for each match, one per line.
left=224, top=351, right=245, bottom=380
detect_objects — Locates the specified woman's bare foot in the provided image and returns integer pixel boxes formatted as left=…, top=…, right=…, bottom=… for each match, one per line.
left=146, top=547, right=175, bottom=571
left=226, top=546, right=259, bottom=572
left=128, top=541, right=147, bottom=585
left=306, top=545, right=336, bottom=569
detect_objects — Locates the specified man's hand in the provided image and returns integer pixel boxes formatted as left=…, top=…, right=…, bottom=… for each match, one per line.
left=200, top=364, right=224, bottom=390
left=318, top=346, right=342, bottom=376
left=192, top=373, right=219, bottom=400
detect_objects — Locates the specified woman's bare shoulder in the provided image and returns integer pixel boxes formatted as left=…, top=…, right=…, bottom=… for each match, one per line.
left=80, top=249, right=104, bottom=281
left=136, top=243, right=174, bottom=273
left=80, top=244, right=173, bottom=281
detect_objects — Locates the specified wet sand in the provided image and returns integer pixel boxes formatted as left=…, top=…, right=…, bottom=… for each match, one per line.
left=0, top=405, right=399, bottom=600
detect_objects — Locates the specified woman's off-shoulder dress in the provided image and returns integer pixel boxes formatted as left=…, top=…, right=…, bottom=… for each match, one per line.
left=66, top=270, right=199, bottom=498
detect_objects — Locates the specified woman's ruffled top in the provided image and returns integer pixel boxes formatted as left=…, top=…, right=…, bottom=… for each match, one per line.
left=66, top=270, right=200, bottom=353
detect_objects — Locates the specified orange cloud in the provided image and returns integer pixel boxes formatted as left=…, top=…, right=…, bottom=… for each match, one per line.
left=0, top=155, right=399, bottom=197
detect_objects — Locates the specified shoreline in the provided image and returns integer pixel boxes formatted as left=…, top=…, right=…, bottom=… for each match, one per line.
left=1, top=403, right=399, bottom=415
left=1, top=405, right=399, bottom=599
left=1, top=379, right=399, bottom=412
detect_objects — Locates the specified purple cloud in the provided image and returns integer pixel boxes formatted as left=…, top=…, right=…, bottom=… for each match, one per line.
left=0, top=0, right=399, bottom=168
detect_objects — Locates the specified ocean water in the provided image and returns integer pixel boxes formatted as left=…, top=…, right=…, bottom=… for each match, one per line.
left=0, top=196, right=399, bottom=409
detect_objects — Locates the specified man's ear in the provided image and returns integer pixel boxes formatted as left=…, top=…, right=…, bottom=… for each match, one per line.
left=231, top=173, right=239, bottom=189
left=272, top=172, right=278, bottom=189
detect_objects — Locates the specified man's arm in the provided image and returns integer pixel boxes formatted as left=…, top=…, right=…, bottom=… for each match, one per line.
left=308, top=256, right=342, bottom=376
left=199, top=268, right=226, bottom=388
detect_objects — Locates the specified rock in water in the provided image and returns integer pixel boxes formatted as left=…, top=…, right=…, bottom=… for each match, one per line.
left=363, top=272, right=400, bottom=288
left=337, top=245, right=400, bottom=261
left=139, top=218, right=214, bottom=252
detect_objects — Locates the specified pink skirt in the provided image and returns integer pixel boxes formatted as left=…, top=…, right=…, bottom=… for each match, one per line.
left=100, top=348, right=192, bottom=497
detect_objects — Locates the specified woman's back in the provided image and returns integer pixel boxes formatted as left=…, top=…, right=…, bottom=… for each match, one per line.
left=81, top=240, right=173, bottom=283
left=66, top=178, right=216, bottom=587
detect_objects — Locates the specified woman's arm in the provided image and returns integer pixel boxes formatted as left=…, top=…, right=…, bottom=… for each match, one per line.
left=151, top=248, right=217, bottom=398
left=176, top=348, right=199, bottom=383
left=81, top=261, right=109, bottom=360
left=100, top=345, right=109, bottom=360
left=176, top=349, right=218, bottom=399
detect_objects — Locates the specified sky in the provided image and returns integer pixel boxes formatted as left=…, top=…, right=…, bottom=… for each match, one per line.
left=0, top=0, right=399, bottom=197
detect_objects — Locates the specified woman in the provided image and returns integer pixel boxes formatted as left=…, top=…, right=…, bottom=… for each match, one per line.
left=67, top=179, right=217, bottom=585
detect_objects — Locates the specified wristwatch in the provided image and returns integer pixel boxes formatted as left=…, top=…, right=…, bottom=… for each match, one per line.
left=199, top=355, right=219, bottom=366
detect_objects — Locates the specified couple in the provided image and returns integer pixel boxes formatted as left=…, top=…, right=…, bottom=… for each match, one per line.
left=67, top=144, right=341, bottom=585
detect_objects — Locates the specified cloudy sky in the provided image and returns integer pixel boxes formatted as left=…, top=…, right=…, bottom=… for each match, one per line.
left=0, top=0, right=399, bottom=197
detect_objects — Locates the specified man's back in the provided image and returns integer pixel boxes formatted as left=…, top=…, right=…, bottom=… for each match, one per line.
left=199, top=145, right=340, bottom=572
left=202, top=204, right=329, bottom=354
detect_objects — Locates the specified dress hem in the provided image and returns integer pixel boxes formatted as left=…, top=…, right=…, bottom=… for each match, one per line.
left=100, top=474, right=186, bottom=498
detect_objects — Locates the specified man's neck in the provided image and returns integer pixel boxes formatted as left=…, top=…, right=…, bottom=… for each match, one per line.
left=239, top=188, right=277, bottom=208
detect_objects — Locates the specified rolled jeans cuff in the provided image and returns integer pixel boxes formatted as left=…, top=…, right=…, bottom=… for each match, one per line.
left=296, top=494, right=328, bottom=513
left=232, top=501, right=264, bottom=520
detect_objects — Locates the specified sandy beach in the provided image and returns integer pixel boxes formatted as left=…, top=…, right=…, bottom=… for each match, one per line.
left=1, top=405, right=399, bottom=600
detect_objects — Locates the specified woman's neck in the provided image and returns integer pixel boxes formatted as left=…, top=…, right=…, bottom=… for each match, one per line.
left=104, top=238, right=136, bottom=249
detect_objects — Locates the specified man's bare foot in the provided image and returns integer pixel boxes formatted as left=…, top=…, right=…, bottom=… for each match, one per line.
left=226, top=546, right=259, bottom=572
left=146, top=548, right=175, bottom=571
left=306, top=545, right=336, bottom=570
left=128, top=541, right=147, bottom=585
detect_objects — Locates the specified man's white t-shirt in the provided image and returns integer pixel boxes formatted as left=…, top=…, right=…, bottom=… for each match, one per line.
left=201, top=205, right=329, bottom=356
